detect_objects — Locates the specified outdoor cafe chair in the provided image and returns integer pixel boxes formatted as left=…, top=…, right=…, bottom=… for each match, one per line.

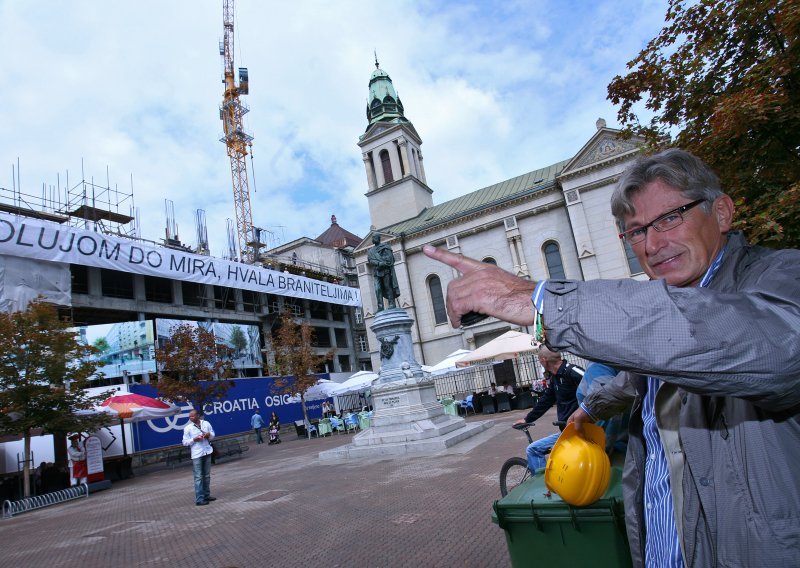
left=459, top=394, right=476, bottom=416
left=329, top=416, right=345, bottom=434
left=318, top=418, right=333, bottom=437
left=441, top=398, right=458, bottom=416
left=495, top=392, right=512, bottom=412
left=344, top=413, right=359, bottom=433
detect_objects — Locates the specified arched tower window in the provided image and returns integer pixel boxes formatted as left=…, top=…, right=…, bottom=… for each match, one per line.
left=380, top=150, right=394, bottom=184
left=428, top=275, right=448, bottom=325
left=543, top=242, right=566, bottom=279
left=482, top=257, right=497, bottom=266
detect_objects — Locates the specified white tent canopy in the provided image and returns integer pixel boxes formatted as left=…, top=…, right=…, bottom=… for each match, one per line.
left=303, top=379, right=346, bottom=401
left=455, top=331, right=539, bottom=367
left=427, top=349, right=473, bottom=376
left=335, top=370, right=379, bottom=395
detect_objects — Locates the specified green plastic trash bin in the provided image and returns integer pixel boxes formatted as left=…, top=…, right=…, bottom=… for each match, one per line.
left=491, top=467, right=631, bottom=568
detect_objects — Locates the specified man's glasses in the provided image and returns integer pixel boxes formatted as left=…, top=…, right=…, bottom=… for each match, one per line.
left=618, top=199, right=707, bottom=245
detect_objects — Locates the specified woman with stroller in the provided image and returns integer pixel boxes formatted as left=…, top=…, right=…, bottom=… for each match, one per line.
left=268, top=411, right=281, bottom=445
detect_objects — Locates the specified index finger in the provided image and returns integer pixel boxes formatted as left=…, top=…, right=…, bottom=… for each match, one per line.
left=422, top=245, right=485, bottom=274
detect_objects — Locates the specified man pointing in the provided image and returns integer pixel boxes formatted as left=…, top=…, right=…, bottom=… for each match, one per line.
left=423, top=149, right=800, bottom=567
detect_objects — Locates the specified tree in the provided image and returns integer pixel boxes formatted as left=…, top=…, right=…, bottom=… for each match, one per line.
left=0, top=300, right=112, bottom=497
left=92, top=337, right=111, bottom=354
left=270, top=311, right=333, bottom=433
left=608, top=0, right=800, bottom=248
left=154, top=323, right=234, bottom=411
left=229, top=326, right=248, bottom=358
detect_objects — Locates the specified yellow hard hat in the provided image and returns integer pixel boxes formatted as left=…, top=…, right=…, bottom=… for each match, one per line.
left=544, top=422, right=611, bottom=507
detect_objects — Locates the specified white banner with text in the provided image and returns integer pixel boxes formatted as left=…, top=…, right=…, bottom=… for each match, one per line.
left=0, top=213, right=361, bottom=306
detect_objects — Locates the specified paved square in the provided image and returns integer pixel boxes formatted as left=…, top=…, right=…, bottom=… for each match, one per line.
left=0, top=408, right=559, bottom=568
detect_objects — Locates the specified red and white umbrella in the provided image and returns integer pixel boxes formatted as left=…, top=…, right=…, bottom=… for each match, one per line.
left=99, top=393, right=179, bottom=422
left=97, top=393, right=180, bottom=456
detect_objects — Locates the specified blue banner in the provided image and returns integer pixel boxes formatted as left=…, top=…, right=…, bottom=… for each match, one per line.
left=130, top=375, right=329, bottom=452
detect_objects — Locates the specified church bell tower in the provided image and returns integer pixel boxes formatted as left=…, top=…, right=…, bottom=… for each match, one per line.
left=358, top=58, right=433, bottom=229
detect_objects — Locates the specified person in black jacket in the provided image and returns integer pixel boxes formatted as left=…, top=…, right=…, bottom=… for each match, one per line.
left=514, top=347, right=584, bottom=472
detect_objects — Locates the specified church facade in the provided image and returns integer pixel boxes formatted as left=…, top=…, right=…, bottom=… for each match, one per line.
left=354, top=63, right=647, bottom=370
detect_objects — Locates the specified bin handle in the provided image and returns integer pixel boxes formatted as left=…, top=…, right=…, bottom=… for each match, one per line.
left=610, top=497, right=623, bottom=534
left=493, top=500, right=509, bottom=535
left=569, top=505, right=581, bottom=532
left=528, top=500, right=543, bottom=532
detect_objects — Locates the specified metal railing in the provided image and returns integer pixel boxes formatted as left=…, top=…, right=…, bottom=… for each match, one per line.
left=2, top=483, right=88, bottom=519
left=432, top=351, right=589, bottom=399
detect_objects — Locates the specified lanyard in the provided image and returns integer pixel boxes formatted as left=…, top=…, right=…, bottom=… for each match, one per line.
left=699, top=246, right=726, bottom=289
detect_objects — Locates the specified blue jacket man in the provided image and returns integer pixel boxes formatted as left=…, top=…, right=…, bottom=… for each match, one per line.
left=251, top=410, right=266, bottom=444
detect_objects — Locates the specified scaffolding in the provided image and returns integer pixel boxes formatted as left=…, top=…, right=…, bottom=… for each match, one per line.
left=0, top=159, right=137, bottom=238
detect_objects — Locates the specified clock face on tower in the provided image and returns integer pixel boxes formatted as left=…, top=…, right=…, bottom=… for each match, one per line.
left=374, top=126, right=385, bottom=134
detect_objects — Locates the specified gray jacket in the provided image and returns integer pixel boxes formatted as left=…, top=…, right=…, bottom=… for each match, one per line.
left=540, top=232, right=800, bottom=567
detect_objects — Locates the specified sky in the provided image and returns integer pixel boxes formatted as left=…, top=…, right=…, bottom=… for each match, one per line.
left=0, top=0, right=667, bottom=258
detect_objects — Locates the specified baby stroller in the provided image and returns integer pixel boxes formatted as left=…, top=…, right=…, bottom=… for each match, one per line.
left=269, top=425, right=281, bottom=445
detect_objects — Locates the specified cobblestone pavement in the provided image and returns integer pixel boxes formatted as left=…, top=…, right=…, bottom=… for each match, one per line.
left=0, top=408, right=560, bottom=568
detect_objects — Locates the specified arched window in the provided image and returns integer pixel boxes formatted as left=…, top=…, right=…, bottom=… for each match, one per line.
left=482, top=257, right=497, bottom=266
left=380, top=150, right=394, bottom=184
left=428, top=275, right=448, bottom=325
left=543, top=242, right=566, bottom=279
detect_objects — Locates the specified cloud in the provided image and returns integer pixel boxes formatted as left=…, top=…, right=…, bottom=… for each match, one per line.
left=0, top=0, right=668, bottom=257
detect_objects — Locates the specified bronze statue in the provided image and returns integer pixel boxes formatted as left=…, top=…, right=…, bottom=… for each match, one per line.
left=367, top=234, right=400, bottom=311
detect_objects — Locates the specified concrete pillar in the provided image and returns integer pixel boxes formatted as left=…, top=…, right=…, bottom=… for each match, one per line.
left=515, top=237, right=529, bottom=276
left=172, top=280, right=184, bottom=305
left=508, top=236, right=520, bottom=273
left=362, top=153, right=377, bottom=191
left=398, top=139, right=412, bottom=178
left=409, top=148, right=419, bottom=178
left=418, top=152, right=427, bottom=184
left=87, top=267, right=102, bottom=296
left=133, top=275, right=146, bottom=301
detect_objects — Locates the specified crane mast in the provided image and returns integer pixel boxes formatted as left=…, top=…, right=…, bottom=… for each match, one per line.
left=219, top=0, right=254, bottom=262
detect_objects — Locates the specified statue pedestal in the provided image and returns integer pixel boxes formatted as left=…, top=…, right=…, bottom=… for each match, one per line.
left=319, top=309, right=492, bottom=460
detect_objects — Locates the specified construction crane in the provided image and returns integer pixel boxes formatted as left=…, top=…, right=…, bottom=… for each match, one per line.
left=219, top=0, right=256, bottom=262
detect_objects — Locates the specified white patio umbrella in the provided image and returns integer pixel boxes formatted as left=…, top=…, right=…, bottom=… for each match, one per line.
left=303, top=379, right=346, bottom=401
left=428, top=349, right=473, bottom=376
left=335, top=371, right=379, bottom=395
left=455, top=330, right=539, bottom=367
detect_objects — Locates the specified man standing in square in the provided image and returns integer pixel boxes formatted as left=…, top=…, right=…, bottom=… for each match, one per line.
left=182, top=410, right=216, bottom=506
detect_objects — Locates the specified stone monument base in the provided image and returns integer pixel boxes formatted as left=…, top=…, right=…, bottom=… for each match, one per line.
left=319, top=375, right=493, bottom=461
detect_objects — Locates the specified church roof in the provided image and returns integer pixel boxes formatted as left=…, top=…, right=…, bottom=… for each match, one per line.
left=316, top=215, right=362, bottom=249
left=380, top=159, right=569, bottom=236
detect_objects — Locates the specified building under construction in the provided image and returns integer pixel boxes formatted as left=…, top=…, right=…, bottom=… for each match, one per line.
left=0, top=168, right=370, bottom=385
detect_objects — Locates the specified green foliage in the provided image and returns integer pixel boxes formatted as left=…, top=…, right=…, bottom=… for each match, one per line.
left=608, top=0, right=800, bottom=247
left=0, top=300, right=112, bottom=496
left=154, top=323, right=234, bottom=411
left=229, top=326, right=248, bottom=356
left=92, top=336, right=111, bottom=353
